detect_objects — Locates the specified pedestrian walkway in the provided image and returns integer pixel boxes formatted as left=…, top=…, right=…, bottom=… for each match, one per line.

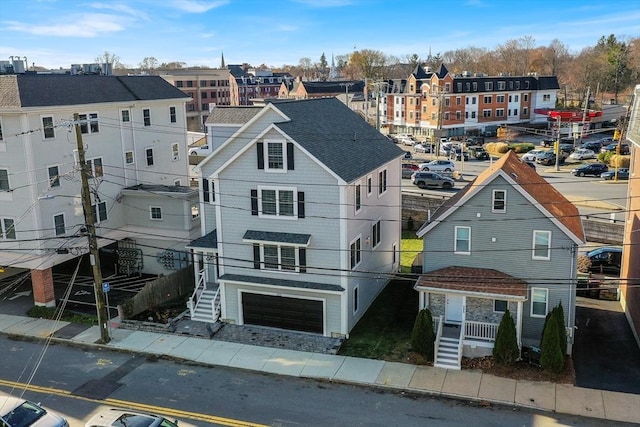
left=1, top=313, right=639, bottom=425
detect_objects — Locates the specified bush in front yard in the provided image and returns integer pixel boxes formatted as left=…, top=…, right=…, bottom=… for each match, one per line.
left=492, top=309, right=519, bottom=365
left=540, top=304, right=566, bottom=373
left=411, top=308, right=435, bottom=361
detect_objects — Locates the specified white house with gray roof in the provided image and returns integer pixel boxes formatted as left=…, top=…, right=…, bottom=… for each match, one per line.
left=0, top=74, right=199, bottom=307
left=188, top=97, right=405, bottom=337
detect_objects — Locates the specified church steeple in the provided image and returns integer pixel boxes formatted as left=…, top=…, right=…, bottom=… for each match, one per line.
left=220, top=52, right=226, bottom=69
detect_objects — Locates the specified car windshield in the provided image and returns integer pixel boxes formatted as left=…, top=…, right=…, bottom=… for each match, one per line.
left=113, top=414, right=158, bottom=427
left=2, top=401, right=46, bottom=427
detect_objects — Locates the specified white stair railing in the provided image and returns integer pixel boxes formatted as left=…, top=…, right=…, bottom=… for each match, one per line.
left=210, top=286, right=221, bottom=322
left=434, top=315, right=444, bottom=362
left=187, top=268, right=206, bottom=318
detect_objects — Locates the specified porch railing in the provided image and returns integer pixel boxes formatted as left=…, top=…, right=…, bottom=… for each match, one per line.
left=210, top=286, right=221, bottom=322
left=187, top=268, right=206, bottom=318
left=434, top=315, right=444, bottom=359
left=464, top=320, right=498, bottom=341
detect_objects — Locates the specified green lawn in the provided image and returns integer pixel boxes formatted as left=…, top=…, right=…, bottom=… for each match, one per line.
left=338, top=232, right=422, bottom=360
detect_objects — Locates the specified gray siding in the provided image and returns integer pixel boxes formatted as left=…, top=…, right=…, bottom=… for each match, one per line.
left=422, top=176, right=577, bottom=344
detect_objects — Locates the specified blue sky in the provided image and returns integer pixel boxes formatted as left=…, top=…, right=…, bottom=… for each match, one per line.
left=0, top=0, right=638, bottom=70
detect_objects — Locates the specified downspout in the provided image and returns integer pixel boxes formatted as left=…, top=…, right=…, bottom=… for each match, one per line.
left=567, top=245, right=576, bottom=355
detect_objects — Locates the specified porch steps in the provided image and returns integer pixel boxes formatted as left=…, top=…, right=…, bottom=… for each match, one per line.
left=434, top=337, right=461, bottom=370
left=190, top=289, right=220, bottom=324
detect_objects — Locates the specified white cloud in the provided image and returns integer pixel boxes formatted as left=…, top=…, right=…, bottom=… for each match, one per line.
left=169, top=0, right=229, bottom=13
left=87, top=2, right=150, bottom=20
left=4, top=14, right=126, bottom=37
left=291, top=0, right=353, bottom=7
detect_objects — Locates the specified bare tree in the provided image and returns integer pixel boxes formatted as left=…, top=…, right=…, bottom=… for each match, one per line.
left=139, top=57, right=158, bottom=74
left=95, top=51, right=123, bottom=69
left=299, top=57, right=312, bottom=80
left=349, top=49, right=388, bottom=80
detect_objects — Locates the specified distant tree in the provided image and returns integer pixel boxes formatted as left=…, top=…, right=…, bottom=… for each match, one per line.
left=349, top=49, right=388, bottom=80
left=411, top=308, right=435, bottom=361
left=139, top=57, right=158, bottom=73
left=95, top=51, right=123, bottom=69
left=492, top=309, right=519, bottom=365
left=159, top=61, right=186, bottom=70
left=298, top=57, right=312, bottom=80
left=318, top=53, right=328, bottom=80
left=401, top=53, right=422, bottom=72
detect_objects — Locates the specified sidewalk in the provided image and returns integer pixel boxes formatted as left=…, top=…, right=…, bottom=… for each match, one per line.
left=1, top=314, right=639, bottom=424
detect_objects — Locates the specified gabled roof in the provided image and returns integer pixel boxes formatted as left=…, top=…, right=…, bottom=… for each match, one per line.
left=435, top=63, right=449, bottom=79
left=416, top=151, right=585, bottom=244
left=297, top=80, right=365, bottom=95
left=205, top=106, right=262, bottom=125
left=1, top=74, right=189, bottom=108
left=415, top=266, right=528, bottom=298
left=270, top=98, right=405, bottom=182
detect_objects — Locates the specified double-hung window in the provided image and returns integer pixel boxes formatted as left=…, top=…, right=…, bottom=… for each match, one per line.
left=531, top=288, right=548, bottom=317
left=91, top=201, right=108, bottom=223
left=0, top=169, right=8, bottom=191
left=492, top=189, right=506, bottom=213
left=42, top=116, right=55, bottom=139
left=202, top=179, right=215, bottom=203
left=355, top=183, right=362, bottom=213
left=350, top=237, right=362, bottom=269
left=1, top=218, right=16, bottom=240
left=85, top=158, right=103, bottom=177
left=48, top=166, right=60, bottom=188
left=146, top=148, right=154, bottom=166
left=532, top=230, right=551, bottom=260
left=267, top=142, right=284, bottom=170
left=125, top=151, right=134, bottom=165
left=79, top=113, right=99, bottom=134
left=121, top=110, right=130, bottom=122
left=372, top=220, right=381, bottom=248
left=262, top=244, right=297, bottom=272
left=260, top=187, right=295, bottom=217
left=150, top=206, right=162, bottom=220
left=454, top=226, right=471, bottom=254
left=143, top=109, right=151, bottom=126
left=378, top=169, right=387, bottom=195
left=53, top=213, right=65, bottom=236
left=169, top=106, right=177, bottom=123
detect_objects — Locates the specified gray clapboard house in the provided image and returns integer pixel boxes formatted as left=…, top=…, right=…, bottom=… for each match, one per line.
left=415, top=151, right=585, bottom=369
left=187, top=97, right=405, bottom=337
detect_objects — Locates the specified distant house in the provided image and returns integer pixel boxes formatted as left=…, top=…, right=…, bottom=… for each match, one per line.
left=187, top=97, right=405, bottom=337
left=415, top=151, right=585, bottom=369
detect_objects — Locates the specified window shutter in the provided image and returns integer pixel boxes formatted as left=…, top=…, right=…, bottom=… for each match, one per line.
left=297, top=192, right=305, bottom=218
left=202, top=179, right=210, bottom=203
left=251, top=189, right=258, bottom=215
left=211, top=180, right=215, bottom=201
left=287, top=142, right=294, bottom=170
left=253, top=244, right=260, bottom=269
left=257, top=142, right=264, bottom=169
left=299, top=248, right=306, bottom=273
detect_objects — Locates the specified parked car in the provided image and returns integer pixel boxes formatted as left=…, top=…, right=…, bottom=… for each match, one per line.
left=559, top=143, right=575, bottom=154
left=540, top=138, right=556, bottom=148
left=468, top=146, right=489, bottom=160
left=568, top=148, right=596, bottom=160
left=571, top=163, right=608, bottom=177
left=413, top=143, right=432, bottom=153
left=585, top=246, right=622, bottom=275
left=465, top=136, right=485, bottom=146
left=449, top=147, right=469, bottom=161
left=0, top=395, right=68, bottom=427
left=581, top=141, right=603, bottom=152
left=601, top=143, right=630, bottom=154
left=600, top=168, right=630, bottom=180
left=418, top=159, right=456, bottom=172
left=535, top=151, right=559, bottom=166
left=411, top=171, right=455, bottom=189
left=521, top=149, right=545, bottom=162
left=402, top=163, right=419, bottom=179
left=403, top=150, right=413, bottom=160
left=85, top=409, right=178, bottom=427
left=188, top=145, right=210, bottom=156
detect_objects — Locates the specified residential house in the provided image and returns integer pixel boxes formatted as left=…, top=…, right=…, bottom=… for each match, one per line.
left=0, top=74, right=199, bottom=307
left=158, top=68, right=233, bottom=132
left=415, top=151, right=585, bottom=369
left=228, top=64, right=293, bottom=106
left=187, top=97, right=405, bottom=337
left=383, top=64, right=560, bottom=140
left=620, top=84, right=640, bottom=347
left=280, top=79, right=365, bottom=106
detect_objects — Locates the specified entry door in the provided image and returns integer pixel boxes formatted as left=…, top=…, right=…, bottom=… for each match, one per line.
left=445, top=294, right=464, bottom=324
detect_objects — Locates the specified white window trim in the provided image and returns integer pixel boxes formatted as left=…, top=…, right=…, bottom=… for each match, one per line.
left=1, top=217, right=16, bottom=240
left=85, top=157, right=103, bottom=177
left=260, top=243, right=300, bottom=273
left=92, top=201, right=108, bottom=224
left=354, top=181, right=362, bottom=214
left=353, top=285, right=360, bottom=315
left=121, top=109, right=131, bottom=123
left=53, top=212, right=66, bottom=236
left=145, top=147, right=154, bottom=167
left=41, top=115, right=55, bottom=140
left=492, top=189, right=506, bottom=213
left=150, top=206, right=163, bottom=220
left=532, top=230, right=551, bottom=260
left=372, top=219, right=382, bottom=249
left=257, top=185, right=297, bottom=219
left=78, top=112, right=99, bottom=134
left=530, top=287, right=548, bottom=318
left=125, top=150, right=134, bottom=165
left=47, top=164, right=61, bottom=189
left=350, top=235, right=362, bottom=269
left=454, top=226, right=471, bottom=255
left=377, top=168, right=388, bottom=197
left=264, top=139, right=287, bottom=173
left=366, top=175, right=373, bottom=197
left=169, top=105, right=177, bottom=123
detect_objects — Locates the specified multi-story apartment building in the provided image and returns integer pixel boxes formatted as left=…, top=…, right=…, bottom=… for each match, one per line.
left=0, top=74, right=199, bottom=307
left=381, top=64, right=559, bottom=140
left=228, top=65, right=293, bottom=106
left=159, top=69, right=232, bottom=132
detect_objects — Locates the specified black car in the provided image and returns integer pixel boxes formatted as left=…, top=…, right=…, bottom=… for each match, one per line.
left=465, top=136, right=485, bottom=146
left=581, top=141, right=603, bottom=152
left=571, top=163, right=608, bottom=177
left=535, top=151, right=559, bottom=166
left=600, top=168, right=630, bottom=180
left=601, top=143, right=630, bottom=155
left=585, top=247, right=622, bottom=275
left=468, top=146, right=489, bottom=160
left=449, top=147, right=469, bottom=161
left=559, top=143, right=575, bottom=154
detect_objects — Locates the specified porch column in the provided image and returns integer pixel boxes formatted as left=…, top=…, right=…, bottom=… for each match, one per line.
left=516, top=300, right=523, bottom=349
left=461, top=296, right=467, bottom=339
left=31, top=268, right=55, bottom=307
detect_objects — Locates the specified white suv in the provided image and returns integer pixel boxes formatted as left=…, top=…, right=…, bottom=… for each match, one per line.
left=418, top=159, right=456, bottom=172
left=85, top=409, right=178, bottom=427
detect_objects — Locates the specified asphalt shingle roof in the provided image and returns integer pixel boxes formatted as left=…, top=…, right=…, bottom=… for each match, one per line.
left=187, top=230, right=218, bottom=249
left=243, top=230, right=311, bottom=245
left=205, top=106, right=262, bottom=125
left=415, top=266, right=528, bottom=297
left=270, top=97, right=405, bottom=182
left=2, top=74, right=189, bottom=108
left=219, top=273, right=344, bottom=292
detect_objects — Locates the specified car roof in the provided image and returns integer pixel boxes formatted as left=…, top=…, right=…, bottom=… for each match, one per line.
left=85, top=409, right=168, bottom=427
left=587, top=247, right=622, bottom=255
left=0, top=396, right=66, bottom=427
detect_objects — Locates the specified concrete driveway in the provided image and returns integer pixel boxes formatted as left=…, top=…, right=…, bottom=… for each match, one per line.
left=573, top=296, right=640, bottom=394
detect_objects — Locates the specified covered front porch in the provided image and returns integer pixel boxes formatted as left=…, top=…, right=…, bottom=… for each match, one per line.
left=185, top=230, right=221, bottom=323
left=415, top=266, right=529, bottom=369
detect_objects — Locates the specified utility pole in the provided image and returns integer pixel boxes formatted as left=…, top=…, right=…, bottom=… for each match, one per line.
left=578, top=86, right=590, bottom=145
left=340, top=82, right=354, bottom=108
left=73, top=113, right=110, bottom=344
